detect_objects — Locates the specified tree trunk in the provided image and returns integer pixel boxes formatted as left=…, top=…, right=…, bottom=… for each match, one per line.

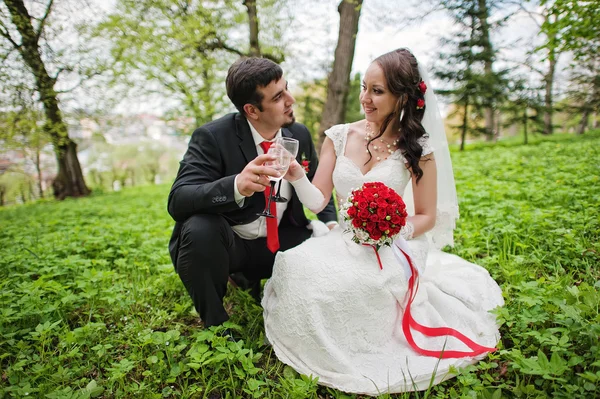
left=5, top=0, right=90, bottom=200
left=243, top=0, right=261, bottom=57
left=51, top=140, right=89, bottom=199
left=34, top=146, right=44, bottom=198
left=543, top=57, right=556, bottom=135
left=461, top=100, right=469, bottom=151
left=317, top=0, right=363, bottom=151
left=477, top=0, right=495, bottom=141
left=523, top=109, right=528, bottom=145
left=577, top=109, right=590, bottom=134
left=0, top=186, right=4, bottom=206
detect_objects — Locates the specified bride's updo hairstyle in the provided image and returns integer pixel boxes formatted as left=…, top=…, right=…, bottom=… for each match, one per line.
left=370, top=48, right=428, bottom=182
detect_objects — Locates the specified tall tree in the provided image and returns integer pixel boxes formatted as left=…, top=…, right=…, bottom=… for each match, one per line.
left=95, top=0, right=285, bottom=128
left=542, top=0, right=600, bottom=134
left=317, top=0, right=363, bottom=150
left=435, top=2, right=502, bottom=148
left=434, top=0, right=508, bottom=146
left=519, top=1, right=565, bottom=135
left=244, top=0, right=261, bottom=57
left=476, top=0, right=496, bottom=139
left=0, top=0, right=90, bottom=199
left=500, top=76, right=544, bottom=144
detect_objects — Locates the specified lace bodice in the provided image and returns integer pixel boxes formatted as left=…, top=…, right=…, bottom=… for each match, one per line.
left=326, top=123, right=432, bottom=206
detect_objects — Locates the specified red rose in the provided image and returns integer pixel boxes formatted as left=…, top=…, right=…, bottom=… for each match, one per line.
left=376, top=208, right=387, bottom=219
left=352, top=218, right=362, bottom=228
left=359, top=209, right=370, bottom=219
left=358, top=201, right=368, bottom=210
left=366, top=222, right=377, bottom=232
left=399, top=207, right=408, bottom=218
left=391, top=215, right=402, bottom=225
left=369, top=213, right=380, bottom=222
left=378, top=221, right=390, bottom=231
left=369, top=201, right=378, bottom=209
left=347, top=207, right=358, bottom=217
left=370, top=231, right=382, bottom=240
left=418, top=81, right=427, bottom=94
left=417, top=98, right=425, bottom=109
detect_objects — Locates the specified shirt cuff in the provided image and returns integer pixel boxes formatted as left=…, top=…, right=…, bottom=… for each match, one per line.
left=233, top=174, right=245, bottom=207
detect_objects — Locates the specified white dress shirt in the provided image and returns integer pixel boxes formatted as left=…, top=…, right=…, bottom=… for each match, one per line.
left=231, top=121, right=292, bottom=239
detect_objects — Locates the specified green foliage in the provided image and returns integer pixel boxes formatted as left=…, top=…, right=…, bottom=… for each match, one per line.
left=539, top=0, right=600, bottom=134
left=1, top=132, right=599, bottom=397
left=434, top=0, right=510, bottom=141
left=293, top=78, right=328, bottom=142
left=345, top=72, right=364, bottom=124
left=542, top=0, right=600, bottom=61
left=93, top=0, right=243, bottom=127
left=93, top=0, right=289, bottom=127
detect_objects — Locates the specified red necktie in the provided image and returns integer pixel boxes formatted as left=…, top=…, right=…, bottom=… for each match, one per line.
left=259, top=141, right=279, bottom=253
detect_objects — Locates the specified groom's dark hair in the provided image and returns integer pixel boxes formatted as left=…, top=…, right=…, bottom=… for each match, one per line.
left=226, top=57, right=283, bottom=115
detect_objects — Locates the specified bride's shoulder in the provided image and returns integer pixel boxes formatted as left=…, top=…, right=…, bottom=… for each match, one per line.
left=324, top=123, right=349, bottom=142
left=346, top=120, right=366, bottom=135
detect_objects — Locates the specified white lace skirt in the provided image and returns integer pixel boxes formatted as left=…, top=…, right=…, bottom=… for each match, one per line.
left=262, top=227, right=504, bottom=395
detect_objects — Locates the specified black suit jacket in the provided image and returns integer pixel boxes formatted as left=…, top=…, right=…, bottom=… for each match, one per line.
left=167, top=113, right=337, bottom=265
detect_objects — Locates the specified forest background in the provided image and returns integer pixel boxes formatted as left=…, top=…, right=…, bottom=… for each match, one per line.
left=0, top=0, right=598, bottom=203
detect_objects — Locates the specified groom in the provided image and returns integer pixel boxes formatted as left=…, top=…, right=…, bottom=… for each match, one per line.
left=167, top=57, right=337, bottom=329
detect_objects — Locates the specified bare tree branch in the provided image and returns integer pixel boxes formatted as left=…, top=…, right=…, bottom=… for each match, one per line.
left=55, top=69, right=106, bottom=93
left=516, top=3, right=542, bottom=28
left=0, top=21, right=20, bottom=49
left=34, top=0, right=54, bottom=44
left=52, top=65, right=72, bottom=81
left=389, top=2, right=446, bottom=35
left=198, top=36, right=245, bottom=57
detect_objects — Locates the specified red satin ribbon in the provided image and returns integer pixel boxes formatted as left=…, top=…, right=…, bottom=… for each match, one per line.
left=397, top=245, right=497, bottom=359
left=363, top=244, right=383, bottom=270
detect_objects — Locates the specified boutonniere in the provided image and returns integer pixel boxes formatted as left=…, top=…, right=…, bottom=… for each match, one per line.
left=301, top=153, right=310, bottom=173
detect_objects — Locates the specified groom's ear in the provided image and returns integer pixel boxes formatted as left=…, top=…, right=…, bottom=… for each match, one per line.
left=243, top=103, right=259, bottom=120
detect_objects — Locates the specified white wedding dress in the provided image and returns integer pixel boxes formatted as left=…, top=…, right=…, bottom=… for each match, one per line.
left=262, top=124, right=504, bottom=396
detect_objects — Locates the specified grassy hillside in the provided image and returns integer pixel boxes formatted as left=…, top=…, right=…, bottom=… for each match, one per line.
left=1, top=132, right=599, bottom=398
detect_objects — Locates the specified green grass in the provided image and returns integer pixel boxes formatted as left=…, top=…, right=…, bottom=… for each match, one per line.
left=1, top=131, right=599, bottom=398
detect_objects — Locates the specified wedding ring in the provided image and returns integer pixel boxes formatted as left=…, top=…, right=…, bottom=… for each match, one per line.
left=255, top=175, right=260, bottom=183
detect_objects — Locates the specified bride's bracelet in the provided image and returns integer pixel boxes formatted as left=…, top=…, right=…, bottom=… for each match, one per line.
left=290, top=175, right=325, bottom=212
left=400, top=221, right=414, bottom=240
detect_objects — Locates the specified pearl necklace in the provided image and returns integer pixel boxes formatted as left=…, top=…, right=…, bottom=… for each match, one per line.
left=364, top=122, right=399, bottom=162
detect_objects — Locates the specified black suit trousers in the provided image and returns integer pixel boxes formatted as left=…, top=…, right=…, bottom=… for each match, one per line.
left=175, top=213, right=312, bottom=327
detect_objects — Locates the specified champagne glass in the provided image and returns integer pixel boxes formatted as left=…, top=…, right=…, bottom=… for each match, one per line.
left=273, top=137, right=299, bottom=203
left=256, top=139, right=297, bottom=217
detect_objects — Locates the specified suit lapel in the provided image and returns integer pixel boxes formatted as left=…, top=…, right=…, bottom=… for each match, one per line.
left=235, top=114, right=258, bottom=163
left=281, top=127, right=293, bottom=138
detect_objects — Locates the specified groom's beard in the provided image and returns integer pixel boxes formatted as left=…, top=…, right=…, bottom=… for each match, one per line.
left=282, top=113, right=296, bottom=128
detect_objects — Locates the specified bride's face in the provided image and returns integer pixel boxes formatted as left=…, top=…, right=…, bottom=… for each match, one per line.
left=360, top=63, right=398, bottom=125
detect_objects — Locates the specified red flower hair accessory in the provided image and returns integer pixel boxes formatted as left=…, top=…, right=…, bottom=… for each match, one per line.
left=416, top=98, right=425, bottom=110
left=418, top=80, right=427, bottom=94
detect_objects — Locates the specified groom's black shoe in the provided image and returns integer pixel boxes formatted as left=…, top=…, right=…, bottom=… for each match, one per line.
left=218, top=328, right=240, bottom=343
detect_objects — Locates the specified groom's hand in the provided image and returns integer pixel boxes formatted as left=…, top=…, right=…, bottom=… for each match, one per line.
left=237, top=154, right=280, bottom=197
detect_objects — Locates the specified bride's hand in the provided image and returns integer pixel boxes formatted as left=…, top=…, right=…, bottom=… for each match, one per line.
left=284, top=159, right=306, bottom=182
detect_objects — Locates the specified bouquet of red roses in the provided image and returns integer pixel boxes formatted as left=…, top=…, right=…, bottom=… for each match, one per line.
left=340, top=182, right=408, bottom=254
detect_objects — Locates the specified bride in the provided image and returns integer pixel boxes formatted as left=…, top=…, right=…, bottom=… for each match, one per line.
left=261, top=48, right=504, bottom=395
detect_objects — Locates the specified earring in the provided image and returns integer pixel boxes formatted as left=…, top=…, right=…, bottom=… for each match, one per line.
left=399, top=109, right=405, bottom=123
